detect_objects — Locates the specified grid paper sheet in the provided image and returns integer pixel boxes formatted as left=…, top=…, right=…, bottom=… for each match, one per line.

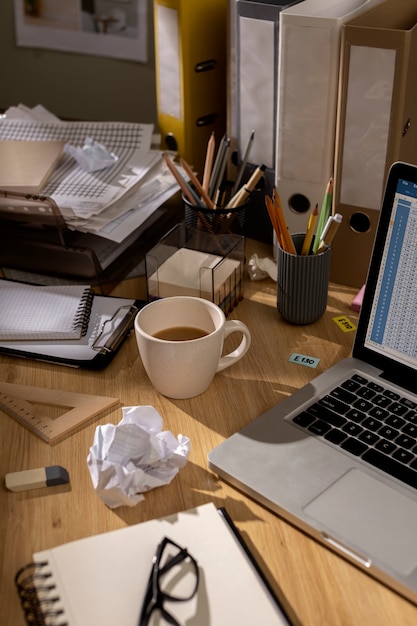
left=0, top=120, right=155, bottom=218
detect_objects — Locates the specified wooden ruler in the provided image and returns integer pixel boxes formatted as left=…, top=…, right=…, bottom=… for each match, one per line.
left=0, top=382, right=119, bottom=445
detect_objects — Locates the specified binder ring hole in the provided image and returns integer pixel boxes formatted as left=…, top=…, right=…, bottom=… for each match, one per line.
left=349, top=212, right=371, bottom=234
left=288, top=193, right=310, bottom=215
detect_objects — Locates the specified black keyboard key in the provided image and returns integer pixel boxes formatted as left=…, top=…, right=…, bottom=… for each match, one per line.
left=330, top=387, right=356, bottom=404
left=305, top=404, right=346, bottom=428
left=293, top=412, right=315, bottom=428
left=396, top=434, right=416, bottom=450
left=353, top=398, right=373, bottom=412
left=375, top=439, right=396, bottom=455
left=362, top=449, right=417, bottom=489
left=356, top=387, right=376, bottom=400
left=341, top=379, right=361, bottom=393
left=341, top=437, right=368, bottom=456
left=405, top=410, right=417, bottom=424
left=372, top=394, right=392, bottom=408
left=319, top=396, right=350, bottom=415
left=368, top=382, right=384, bottom=393
left=342, top=422, right=363, bottom=437
left=346, top=408, right=366, bottom=423
left=358, top=430, right=379, bottom=446
left=378, top=425, right=399, bottom=440
left=403, top=423, right=417, bottom=437
left=389, top=402, right=408, bottom=416
left=393, top=448, right=414, bottom=464
left=385, top=415, right=406, bottom=429
left=362, top=416, right=382, bottom=432
left=324, top=429, right=347, bottom=445
left=369, top=406, right=389, bottom=421
left=401, top=397, right=417, bottom=410
left=352, top=374, right=369, bottom=385
left=383, top=389, right=400, bottom=401
left=308, top=420, right=332, bottom=436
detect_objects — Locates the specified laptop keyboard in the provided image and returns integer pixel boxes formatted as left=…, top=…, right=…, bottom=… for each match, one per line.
left=292, top=374, right=417, bottom=490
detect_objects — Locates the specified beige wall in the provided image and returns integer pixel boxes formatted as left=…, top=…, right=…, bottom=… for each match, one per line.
left=0, top=1, right=157, bottom=124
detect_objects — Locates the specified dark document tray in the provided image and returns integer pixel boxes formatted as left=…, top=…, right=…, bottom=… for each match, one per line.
left=0, top=190, right=182, bottom=290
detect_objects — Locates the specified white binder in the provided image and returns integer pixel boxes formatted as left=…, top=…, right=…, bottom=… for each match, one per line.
left=276, top=0, right=386, bottom=234
left=228, top=0, right=299, bottom=243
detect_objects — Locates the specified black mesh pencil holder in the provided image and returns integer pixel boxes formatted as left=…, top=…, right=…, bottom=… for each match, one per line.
left=183, top=194, right=247, bottom=236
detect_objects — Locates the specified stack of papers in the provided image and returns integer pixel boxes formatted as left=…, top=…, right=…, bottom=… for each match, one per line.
left=0, top=104, right=184, bottom=244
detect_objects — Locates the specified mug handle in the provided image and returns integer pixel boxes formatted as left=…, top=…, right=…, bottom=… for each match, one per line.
left=216, top=320, right=251, bottom=372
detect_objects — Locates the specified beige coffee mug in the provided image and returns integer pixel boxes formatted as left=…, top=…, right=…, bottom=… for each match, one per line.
left=134, top=296, right=251, bottom=399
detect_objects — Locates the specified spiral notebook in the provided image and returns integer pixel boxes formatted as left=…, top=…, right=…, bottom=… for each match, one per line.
left=0, top=280, right=93, bottom=341
left=14, top=503, right=291, bottom=626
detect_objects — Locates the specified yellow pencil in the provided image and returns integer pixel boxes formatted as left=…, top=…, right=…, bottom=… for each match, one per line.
left=301, top=204, right=319, bottom=255
left=273, top=187, right=297, bottom=254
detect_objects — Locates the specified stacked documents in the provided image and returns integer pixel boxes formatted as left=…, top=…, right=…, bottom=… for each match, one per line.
left=0, top=104, right=183, bottom=244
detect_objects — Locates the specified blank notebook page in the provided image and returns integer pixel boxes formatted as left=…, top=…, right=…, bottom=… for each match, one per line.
left=0, top=281, right=93, bottom=341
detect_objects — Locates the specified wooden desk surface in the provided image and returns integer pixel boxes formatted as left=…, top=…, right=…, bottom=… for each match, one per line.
left=1, top=239, right=416, bottom=626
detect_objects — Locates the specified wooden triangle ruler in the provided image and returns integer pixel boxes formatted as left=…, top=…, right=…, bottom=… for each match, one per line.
left=0, top=382, right=119, bottom=445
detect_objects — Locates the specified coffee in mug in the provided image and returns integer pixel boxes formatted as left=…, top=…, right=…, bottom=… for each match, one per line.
left=134, top=296, right=251, bottom=399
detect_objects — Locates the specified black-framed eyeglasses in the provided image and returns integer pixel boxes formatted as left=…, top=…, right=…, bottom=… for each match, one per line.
left=138, top=537, right=200, bottom=626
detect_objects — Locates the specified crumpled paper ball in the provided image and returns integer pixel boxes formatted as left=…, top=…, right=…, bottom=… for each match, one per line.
left=87, top=405, right=190, bottom=509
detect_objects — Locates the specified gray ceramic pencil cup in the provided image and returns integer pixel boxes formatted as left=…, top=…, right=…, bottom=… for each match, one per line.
left=277, top=233, right=331, bottom=325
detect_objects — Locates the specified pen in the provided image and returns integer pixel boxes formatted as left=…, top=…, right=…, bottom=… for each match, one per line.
left=162, top=153, right=204, bottom=207
left=232, top=129, right=255, bottom=195
left=301, top=204, right=319, bottom=256
left=209, top=133, right=228, bottom=198
left=316, top=213, right=343, bottom=253
left=211, top=138, right=231, bottom=201
left=179, top=157, right=215, bottom=209
left=272, top=187, right=297, bottom=254
left=202, top=131, right=215, bottom=194
left=312, top=176, right=333, bottom=254
left=226, top=163, right=266, bottom=209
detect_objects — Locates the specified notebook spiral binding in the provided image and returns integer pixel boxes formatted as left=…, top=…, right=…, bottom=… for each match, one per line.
left=15, top=561, right=68, bottom=626
left=72, top=287, right=94, bottom=338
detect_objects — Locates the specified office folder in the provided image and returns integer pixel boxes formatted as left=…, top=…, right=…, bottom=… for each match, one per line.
left=228, top=0, right=300, bottom=244
left=153, top=0, right=227, bottom=175
left=332, top=0, right=417, bottom=287
left=275, top=0, right=386, bottom=236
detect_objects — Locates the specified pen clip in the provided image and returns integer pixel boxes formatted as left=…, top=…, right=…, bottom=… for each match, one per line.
left=92, top=305, right=138, bottom=354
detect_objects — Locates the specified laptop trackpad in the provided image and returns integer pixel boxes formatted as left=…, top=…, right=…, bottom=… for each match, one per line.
left=303, top=468, right=417, bottom=576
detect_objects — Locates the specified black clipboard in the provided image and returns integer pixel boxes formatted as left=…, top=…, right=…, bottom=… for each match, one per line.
left=0, top=292, right=146, bottom=369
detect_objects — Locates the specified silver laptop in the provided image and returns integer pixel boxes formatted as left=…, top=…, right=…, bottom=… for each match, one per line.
left=208, top=161, right=417, bottom=604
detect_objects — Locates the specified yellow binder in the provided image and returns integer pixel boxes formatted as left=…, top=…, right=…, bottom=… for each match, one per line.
left=153, top=0, right=228, bottom=174
left=332, top=0, right=417, bottom=287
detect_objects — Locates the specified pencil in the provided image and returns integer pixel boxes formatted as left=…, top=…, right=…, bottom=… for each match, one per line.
left=312, top=176, right=333, bottom=254
left=208, top=133, right=228, bottom=198
left=301, top=204, right=319, bottom=256
left=179, top=157, right=215, bottom=209
left=202, top=131, right=215, bottom=194
left=226, top=164, right=266, bottom=209
left=232, top=129, right=255, bottom=195
left=272, top=187, right=297, bottom=254
left=162, top=153, right=203, bottom=207
left=265, top=194, right=284, bottom=249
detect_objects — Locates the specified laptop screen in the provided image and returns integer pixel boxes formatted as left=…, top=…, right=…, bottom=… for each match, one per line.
left=364, top=176, right=417, bottom=370
left=354, top=162, right=417, bottom=387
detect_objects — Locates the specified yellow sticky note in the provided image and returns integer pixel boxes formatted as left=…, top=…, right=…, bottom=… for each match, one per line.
left=333, top=316, right=357, bottom=332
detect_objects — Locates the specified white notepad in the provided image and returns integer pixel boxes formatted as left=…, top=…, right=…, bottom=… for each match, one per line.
left=0, top=281, right=93, bottom=341
left=14, top=503, right=290, bottom=626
